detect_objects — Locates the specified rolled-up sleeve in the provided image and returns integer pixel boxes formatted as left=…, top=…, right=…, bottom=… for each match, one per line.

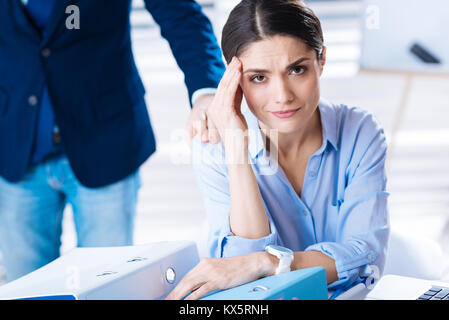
left=191, top=137, right=277, bottom=258
left=305, top=113, right=390, bottom=290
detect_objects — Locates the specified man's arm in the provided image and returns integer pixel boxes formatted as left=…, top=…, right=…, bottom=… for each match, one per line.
left=143, top=0, right=225, bottom=105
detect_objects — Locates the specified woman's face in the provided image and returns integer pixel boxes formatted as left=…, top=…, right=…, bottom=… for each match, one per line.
left=238, top=35, right=326, bottom=135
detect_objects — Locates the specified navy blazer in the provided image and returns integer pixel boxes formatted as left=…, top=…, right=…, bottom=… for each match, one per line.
left=0, top=0, right=225, bottom=188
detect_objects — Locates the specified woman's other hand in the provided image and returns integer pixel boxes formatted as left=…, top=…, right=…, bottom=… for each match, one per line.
left=165, top=252, right=275, bottom=300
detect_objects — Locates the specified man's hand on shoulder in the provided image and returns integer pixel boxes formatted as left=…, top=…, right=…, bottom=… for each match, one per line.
left=187, top=94, right=220, bottom=145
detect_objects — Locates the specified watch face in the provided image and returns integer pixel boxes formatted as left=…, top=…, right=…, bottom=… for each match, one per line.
left=268, top=245, right=293, bottom=254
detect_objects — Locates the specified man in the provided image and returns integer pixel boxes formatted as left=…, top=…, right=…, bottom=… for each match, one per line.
left=0, top=0, right=224, bottom=282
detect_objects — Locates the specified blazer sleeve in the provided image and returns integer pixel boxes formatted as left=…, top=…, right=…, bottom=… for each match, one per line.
left=143, top=0, right=226, bottom=105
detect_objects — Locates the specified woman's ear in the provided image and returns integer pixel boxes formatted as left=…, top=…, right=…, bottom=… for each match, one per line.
left=319, top=46, right=327, bottom=75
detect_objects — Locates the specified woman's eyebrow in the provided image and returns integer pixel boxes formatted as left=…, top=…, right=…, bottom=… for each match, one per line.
left=243, top=68, right=269, bottom=74
left=242, top=57, right=310, bottom=74
left=286, top=57, right=310, bottom=69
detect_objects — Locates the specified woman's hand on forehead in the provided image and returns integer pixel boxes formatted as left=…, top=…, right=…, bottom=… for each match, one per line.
left=205, top=56, right=248, bottom=147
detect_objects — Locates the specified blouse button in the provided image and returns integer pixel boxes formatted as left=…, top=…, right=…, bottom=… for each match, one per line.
left=308, top=170, right=317, bottom=177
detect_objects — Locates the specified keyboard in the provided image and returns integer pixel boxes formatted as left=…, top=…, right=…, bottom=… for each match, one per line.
left=417, top=286, right=449, bottom=300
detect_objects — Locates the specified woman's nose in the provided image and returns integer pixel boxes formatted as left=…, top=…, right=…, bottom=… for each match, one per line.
left=274, top=79, right=295, bottom=105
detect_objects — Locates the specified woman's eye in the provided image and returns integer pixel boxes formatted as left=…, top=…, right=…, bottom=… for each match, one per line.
left=251, top=75, right=266, bottom=83
left=290, top=66, right=306, bottom=75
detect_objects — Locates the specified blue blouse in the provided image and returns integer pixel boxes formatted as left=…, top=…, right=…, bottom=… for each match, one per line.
left=191, top=97, right=390, bottom=290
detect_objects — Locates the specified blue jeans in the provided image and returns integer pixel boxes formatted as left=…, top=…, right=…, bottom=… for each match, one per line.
left=0, top=155, right=141, bottom=283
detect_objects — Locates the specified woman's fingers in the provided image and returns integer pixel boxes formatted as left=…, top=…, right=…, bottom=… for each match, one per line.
left=166, top=255, right=263, bottom=300
left=166, top=259, right=214, bottom=300
left=167, top=279, right=216, bottom=301
left=233, top=85, right=244, bottom=116
left=215, top=57, right=242, bottom=103
left=208, top=57, right=243, bottom=126
left=165, top=264, right=208, bottom=300
left=184, top=282, right=217, bottom=300
left=225, top=58, right=243, bottom=97
left=219, top=57, right=239, bottom=87
left=166, top=276, right=197, bottom=300
left=227, top=65, right=243, bottom=112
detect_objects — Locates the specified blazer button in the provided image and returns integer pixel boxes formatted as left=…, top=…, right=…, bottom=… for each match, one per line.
left=28, top=95, right=38, bottom=106
left=53, top=131, right=61, bottom=143
left=41, top=48, right=51, bottom=58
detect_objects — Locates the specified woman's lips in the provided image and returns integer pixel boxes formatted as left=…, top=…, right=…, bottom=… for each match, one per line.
left=271, top=107, right=301, bottom=119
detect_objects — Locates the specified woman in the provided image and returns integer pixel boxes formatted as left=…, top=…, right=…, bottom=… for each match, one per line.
left=167, top=0, right=389, bottom=300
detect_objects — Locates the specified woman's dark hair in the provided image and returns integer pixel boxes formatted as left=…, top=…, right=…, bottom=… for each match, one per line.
left=221, top=0, right=324, bottom=63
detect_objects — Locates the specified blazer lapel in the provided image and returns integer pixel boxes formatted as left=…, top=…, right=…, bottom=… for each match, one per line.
left=41, top=0, right=73, bottom=45
left=10, top=0, right=40, bottom=40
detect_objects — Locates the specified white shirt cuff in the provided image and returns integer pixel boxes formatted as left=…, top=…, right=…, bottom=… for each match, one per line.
left=191, top=88, right=217, bottom=106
